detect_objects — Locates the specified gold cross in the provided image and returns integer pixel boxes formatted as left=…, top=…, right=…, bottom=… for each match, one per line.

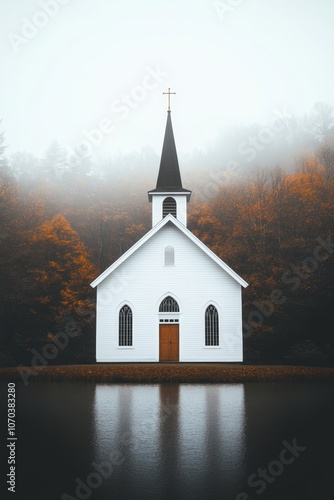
left=163, top=87, right=176, bottom=112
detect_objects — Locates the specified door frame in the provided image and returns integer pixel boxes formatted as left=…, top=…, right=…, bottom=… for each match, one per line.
left=159, top=323, right=179, bottom=362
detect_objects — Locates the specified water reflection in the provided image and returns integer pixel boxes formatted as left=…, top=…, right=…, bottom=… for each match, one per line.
left=11, top=382, right=334, bottom=499
left=93, top=383, right=245, bottom=498
left=177, top=385, right=246, bottom=496
left=158, top=384, right=180, bottom=495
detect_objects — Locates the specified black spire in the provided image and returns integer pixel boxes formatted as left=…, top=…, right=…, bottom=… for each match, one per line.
left=149, top=111, right=191, bottom=195
left=156, top=111, right=182, bottom=190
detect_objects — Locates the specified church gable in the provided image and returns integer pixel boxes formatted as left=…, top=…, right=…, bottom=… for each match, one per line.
left=91, top=216, right=248, bottom=289
left=96, top=220, right=240, bottom=291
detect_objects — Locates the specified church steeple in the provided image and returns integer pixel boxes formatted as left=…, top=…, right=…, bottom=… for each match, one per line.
left=148, top=91, right=191, bottom=227
left=153, top=111, right=189, bottom=193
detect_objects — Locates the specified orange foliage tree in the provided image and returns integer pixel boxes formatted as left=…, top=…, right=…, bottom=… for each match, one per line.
left=27, top=214, right=98, bottom=326
left=192, top=160, right=334, bottom=362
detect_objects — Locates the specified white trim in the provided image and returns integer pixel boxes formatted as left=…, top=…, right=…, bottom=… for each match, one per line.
left=148, top=190, right=191, bottom=202
left=201, top=299, right=221, bottom=314
left=90, top=214, right=248, bottom=288
left=202, top=300, right=222, bottom=347
left=148, top=191, right=192, bottom=195
left=117, top=300, right=135, bottom=314
left=164, top=245, right=175, bottom=266
left=118, top=302, right=133, bottom=348
left=204, top=303, right=220, bottom=347
left=156, top=291, right=182, bottom=312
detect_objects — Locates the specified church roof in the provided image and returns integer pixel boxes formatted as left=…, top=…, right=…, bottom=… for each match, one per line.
left=148, top=111, right=191, bottom=196
left=90, top=214, right=248, bottom=289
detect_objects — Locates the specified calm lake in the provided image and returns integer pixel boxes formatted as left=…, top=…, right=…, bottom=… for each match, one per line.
left=3, top=381, right=334, bottom=499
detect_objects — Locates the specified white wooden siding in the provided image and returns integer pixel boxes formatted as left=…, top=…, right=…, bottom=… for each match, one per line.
left=96, top=222, right=243, bottom=362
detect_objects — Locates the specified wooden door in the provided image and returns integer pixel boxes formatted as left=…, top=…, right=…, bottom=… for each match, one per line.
left=159, top=324, right=179, bottom=362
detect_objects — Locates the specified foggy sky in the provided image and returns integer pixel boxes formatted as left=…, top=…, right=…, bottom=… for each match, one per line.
left=1, top=0, right=334, bottom=161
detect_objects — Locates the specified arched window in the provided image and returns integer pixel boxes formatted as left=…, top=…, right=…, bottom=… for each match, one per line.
left=163, top=197, right=177, bottom=218
left=159, top=296, right=179, bottom=312
left=119, top=305, right=132, bottom=346
left=205, top=305, right=219, bottom=346
left=164, top=246, right=175, bottom=266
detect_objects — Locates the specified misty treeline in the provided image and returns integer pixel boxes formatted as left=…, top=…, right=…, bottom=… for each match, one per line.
left=1, top=101, right=334, bottom=366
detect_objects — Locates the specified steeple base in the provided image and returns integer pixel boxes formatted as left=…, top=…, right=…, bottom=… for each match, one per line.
left=148, top=192, right=191, bottom=227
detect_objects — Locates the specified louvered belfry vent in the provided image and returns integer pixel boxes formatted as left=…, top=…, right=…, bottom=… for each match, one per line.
left=163, top=197, right=177, bottom=218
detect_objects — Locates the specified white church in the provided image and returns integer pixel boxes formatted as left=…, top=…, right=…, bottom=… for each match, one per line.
left=91, top=92, right=248, bottom=362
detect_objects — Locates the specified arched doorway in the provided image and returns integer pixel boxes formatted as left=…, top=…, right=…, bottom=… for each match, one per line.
left=159, top=296, right=179, bottom=362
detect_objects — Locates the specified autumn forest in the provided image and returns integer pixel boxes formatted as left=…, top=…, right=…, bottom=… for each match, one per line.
left=1, top=102, right=334, bottom=366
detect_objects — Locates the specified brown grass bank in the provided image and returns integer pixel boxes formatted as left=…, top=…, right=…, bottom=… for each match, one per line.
left=0, top=363, right=334, bottom=383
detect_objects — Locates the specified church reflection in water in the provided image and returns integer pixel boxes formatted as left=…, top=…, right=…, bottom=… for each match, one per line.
left=92, top=383, right=246, bottom=499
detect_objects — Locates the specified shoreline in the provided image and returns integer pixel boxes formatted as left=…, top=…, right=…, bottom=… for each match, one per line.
left=0, top=363, right=334, bottom=383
